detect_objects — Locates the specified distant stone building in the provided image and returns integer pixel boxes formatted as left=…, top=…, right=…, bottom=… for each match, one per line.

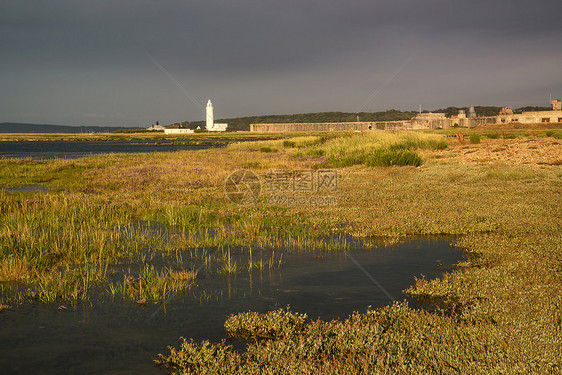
left=499, top=107, right=513, bottom=116
left=163, top=121, right=194, bottom=134
left=164, top=128, right=194, bottom=134
left=250, top=99, right=562, bottom=132
left=147, top=121, right=165, bottom=131
left=469, top=99, right=562, bottom=126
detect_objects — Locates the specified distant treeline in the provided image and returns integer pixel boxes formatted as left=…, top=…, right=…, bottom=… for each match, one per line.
left=0, top=122, right=139, bottom=134
left=433, top=106, right=552, bottom=118
left=177, top=106, right=553, bottom=132
left=5, top=105, right=551, bottom=135
left=185, top=110, right=419, bottom=132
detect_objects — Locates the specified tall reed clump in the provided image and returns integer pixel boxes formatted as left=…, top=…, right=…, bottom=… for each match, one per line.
left=116, top=265, right=196, bottom=303
left=0, top=191, right=167, bottom=303
left=217, top=248, right=238, bottom=275
left=224, top=307, right=308, bottom=341
left=297, top=131, right=445, bottom=167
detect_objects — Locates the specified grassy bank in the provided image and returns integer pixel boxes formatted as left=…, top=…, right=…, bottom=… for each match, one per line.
left=1, top=130, right=561, bottom=373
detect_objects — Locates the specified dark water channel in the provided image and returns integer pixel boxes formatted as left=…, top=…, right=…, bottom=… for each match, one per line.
left=0, top=140, right=229, bottom=159
left=0, top=237, right=464, bottom=374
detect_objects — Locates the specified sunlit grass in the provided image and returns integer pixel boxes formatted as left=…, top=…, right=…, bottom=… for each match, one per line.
left=0, top=129, right=560, bottom=373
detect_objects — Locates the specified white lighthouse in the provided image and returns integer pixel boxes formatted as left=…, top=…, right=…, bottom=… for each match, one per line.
left=206, top=100, right=214, bottom=130
left=205, top=99, right=228, bottom=131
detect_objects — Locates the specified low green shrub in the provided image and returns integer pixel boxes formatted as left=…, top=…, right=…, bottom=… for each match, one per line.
left=486, top=133, right=499, bottom=139
left=259, top=147, right=272, bottom=153
left=469, top=133, right=481, bottom=144
left=160, top=302, right=555, bottom=374
left=155, top=339, right=241, bottom=374
left=328, top=149, right=422, bottom=168
left=224, top=308, right=308, bottom=341
left=283, top=140, right=296, bottom=148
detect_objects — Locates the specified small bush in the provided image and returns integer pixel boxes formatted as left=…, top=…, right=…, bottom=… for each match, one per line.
left=155, top=338, right=240, bottom=374
left=260, top=147, right=272, bottom=153
left=486, top=133, right=499, bottom=139
left=224, top=308, right=308, bottom=341
left=545, top=131, right=562, bottom=139
left=283, top=140, right=296, bottom=148
left=504, top=134, right=516, bottom=139
left=469, top=133, right=481, bottom=144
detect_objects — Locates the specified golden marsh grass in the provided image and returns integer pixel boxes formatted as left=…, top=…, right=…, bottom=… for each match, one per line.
left=1, top=129, right=561, bottom=373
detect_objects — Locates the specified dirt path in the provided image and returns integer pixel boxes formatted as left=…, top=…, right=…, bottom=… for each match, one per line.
left=441, top=137, right=562, bottom=166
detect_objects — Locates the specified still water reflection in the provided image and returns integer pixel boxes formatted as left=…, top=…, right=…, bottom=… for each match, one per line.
left=0, top=140, right=227, bottom=159
left=0, top=237, right=463, bottom=375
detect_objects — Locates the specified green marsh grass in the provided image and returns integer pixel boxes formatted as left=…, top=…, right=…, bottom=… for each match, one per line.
left=113, top=265, right=196, bottom=303
left=218, top=248, right=239, bottom=275
left=1, top=130, right=560, bottom=373
left=155, top=131, right=559, bottom=373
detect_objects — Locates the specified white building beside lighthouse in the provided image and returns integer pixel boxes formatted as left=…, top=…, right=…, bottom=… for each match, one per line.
left=205, top=99, right=228, bottom=132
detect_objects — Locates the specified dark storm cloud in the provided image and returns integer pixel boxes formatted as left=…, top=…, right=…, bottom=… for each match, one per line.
left=1, top=0, right=561, bottom=126
left=4, top=0, right=558, bottom=69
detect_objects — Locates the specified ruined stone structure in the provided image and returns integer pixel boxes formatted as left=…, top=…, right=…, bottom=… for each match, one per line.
left=250, top=114, right=453, bottom=132
left=250, top=99, right=562, bottom=132
left=468, top=99, right=562, bottom=126
left=499, top=107, right=514, bottom=115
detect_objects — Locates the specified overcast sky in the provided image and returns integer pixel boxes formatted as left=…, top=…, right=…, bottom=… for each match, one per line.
left=1, top=0, right=561, bottom=126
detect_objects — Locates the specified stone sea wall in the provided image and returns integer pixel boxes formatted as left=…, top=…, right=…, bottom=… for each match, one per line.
left=250, top=121, right=410, bottom=132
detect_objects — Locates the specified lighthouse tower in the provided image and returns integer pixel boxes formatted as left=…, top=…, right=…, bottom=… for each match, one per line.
left=206, top=100, right=214, bottom=131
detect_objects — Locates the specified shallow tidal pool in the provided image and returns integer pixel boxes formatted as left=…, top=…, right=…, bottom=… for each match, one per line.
left=0, top=237, right=464, bottom=374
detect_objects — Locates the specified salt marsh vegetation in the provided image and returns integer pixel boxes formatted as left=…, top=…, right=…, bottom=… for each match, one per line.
left=1, top=129, right=561, bottom=373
